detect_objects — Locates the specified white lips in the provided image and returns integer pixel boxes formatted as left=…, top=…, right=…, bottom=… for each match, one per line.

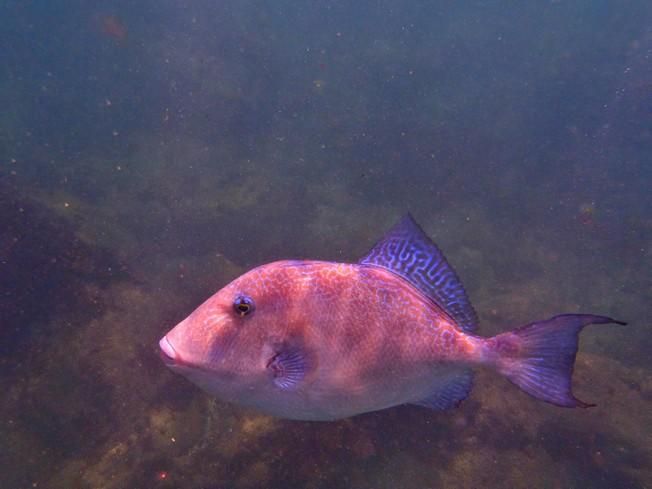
left=159, top=336, right=177, bottom=360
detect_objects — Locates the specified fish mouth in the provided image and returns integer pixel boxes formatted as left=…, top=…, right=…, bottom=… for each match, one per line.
left=159, top=336, right=178, bottom=366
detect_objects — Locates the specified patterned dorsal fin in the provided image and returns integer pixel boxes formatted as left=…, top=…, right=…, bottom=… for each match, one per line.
left=359, top=213, right=477, bottom=333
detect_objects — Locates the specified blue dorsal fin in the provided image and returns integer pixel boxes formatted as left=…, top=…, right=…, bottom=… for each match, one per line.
left=359, top=213, right=478, bottom=333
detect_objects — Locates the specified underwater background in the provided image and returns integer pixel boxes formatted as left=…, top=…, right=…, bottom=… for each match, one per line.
left=1, top=0, right=651, bottom=488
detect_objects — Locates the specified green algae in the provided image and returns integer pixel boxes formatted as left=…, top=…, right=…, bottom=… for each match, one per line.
left=1, top=161, right=649, bottom=488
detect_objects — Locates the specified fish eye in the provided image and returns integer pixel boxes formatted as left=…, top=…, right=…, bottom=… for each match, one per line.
left=233, top=295, right=255, bottom=317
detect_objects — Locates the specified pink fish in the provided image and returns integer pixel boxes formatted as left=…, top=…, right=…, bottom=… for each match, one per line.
left=159, top=215, right=625, bottom=420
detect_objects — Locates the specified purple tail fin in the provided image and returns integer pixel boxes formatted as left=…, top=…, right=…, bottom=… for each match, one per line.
left=493, top=314, right=626, bottom=408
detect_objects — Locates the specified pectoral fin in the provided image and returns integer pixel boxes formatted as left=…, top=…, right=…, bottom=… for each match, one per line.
left=267, top=346, right=309, bottom=390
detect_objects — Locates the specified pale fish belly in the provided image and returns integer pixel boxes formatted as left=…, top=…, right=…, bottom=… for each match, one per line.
left=307, top=365, right=472, bottom=420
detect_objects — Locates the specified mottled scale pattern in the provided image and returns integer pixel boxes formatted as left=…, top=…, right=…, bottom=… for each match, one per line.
left=359, top=214, right=478, bottom=333
left=234, top=261, right=478, bottom=419
left=161, top=213, right=625, bottom=419
left=164, top=259, right=486, bottom=420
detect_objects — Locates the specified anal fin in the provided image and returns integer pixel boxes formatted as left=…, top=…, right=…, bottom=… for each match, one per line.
left=411, top=369, right=474, bottom=410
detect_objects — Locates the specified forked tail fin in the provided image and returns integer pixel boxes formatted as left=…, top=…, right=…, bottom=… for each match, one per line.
left=492, top=314, right=626, bottom=407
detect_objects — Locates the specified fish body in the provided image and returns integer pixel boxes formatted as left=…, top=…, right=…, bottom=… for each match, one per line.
left=159, top=215, right=624, bottom=420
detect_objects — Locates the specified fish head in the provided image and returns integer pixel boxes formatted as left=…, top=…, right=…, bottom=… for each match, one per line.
left=158, top=261, right=310, bottom=406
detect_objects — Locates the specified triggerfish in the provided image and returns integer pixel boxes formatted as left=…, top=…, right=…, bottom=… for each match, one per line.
left=159, top=214, right=625, bottom=420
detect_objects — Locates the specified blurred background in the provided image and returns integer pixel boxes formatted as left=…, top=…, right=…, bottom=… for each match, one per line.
left=1, top=1, right=650, bottom=488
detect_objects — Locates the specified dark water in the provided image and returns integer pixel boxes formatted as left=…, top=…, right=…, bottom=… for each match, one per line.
left=1, top=1, right=651, bottom=487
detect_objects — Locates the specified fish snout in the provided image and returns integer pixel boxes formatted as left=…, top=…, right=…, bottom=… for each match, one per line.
left=159, top=336, right=178, bottom=365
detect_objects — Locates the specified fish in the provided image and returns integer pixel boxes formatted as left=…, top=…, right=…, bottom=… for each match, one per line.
left=158, top=214, right=625, bottom=421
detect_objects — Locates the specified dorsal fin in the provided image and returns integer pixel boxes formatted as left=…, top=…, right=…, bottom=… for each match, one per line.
left=359, top=213, right=477, bottom=333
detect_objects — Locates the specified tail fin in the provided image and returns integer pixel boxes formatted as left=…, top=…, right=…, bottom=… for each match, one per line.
left=492, top=314, right=626, bottom=408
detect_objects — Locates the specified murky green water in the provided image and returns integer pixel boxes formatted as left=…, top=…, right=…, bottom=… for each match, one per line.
left=1, top=1, right=650, bottom=488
